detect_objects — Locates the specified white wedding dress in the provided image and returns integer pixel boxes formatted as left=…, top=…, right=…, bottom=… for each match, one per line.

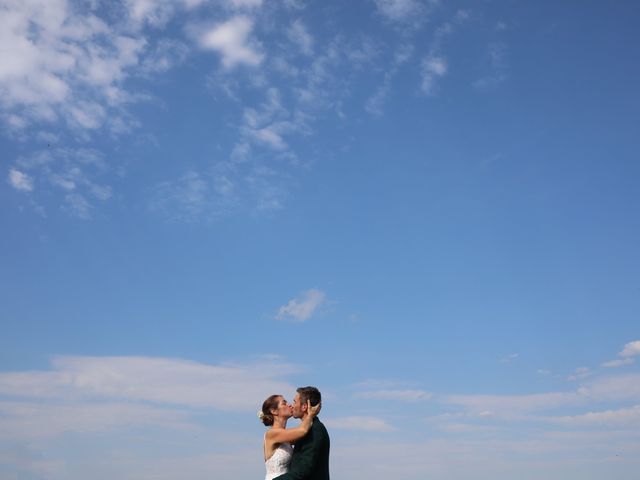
left=265, top=442, right=293, bottom=480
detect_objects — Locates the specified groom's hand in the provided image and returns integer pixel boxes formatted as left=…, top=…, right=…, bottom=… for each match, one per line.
left=307, top=399, right=321, bottom=417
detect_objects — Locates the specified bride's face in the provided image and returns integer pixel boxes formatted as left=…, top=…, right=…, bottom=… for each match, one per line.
left=272, top=396, right=293, bottom=419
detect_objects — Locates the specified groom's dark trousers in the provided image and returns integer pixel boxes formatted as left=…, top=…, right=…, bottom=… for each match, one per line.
left=274, top=417, right=330, bottom=480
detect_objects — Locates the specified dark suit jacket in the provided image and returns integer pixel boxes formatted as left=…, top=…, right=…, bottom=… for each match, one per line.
left=274, top=417, right=330, bottom=480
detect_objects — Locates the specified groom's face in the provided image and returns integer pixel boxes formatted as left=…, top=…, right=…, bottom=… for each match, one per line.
left=291, top=393, right=306, bottom=419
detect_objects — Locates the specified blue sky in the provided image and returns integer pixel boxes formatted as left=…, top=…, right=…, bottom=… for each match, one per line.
left=1, top=0, right=640, bottom=479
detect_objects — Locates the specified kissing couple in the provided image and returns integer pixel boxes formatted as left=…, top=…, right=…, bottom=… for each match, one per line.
left=259, top=386, right=330, bottom=480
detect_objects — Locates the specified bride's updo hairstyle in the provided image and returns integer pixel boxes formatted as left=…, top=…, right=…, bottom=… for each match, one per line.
left=260, top=395, right=281, bottom=427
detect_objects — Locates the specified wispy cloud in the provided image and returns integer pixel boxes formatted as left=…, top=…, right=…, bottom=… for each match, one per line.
left=499, top=353, right=519, bottom=364
left=156, top=31, right=384, bottom=221
left=419, top=11, right=470, bottom=95
left=365, top=44, right=413, bottom=116
left=445, top=391, right=584, bottom=416
left=149, top=149, right=292, bottom=222
left=324, top=415, right=394, bottom=432
left=473, top=41, right=508, bottom=91
left=276, top=288, right=326, bottom=322
left=602, top=358, right=634, bottom=368
left=373, top=0, right=437, bottom=26
left=567, top=366, right=592, bottom=381
left=150, top=170, right=217, bottom=222
left=141, top=39, right=190, bottom=74
left=421, top=55, right=447, bottom=94
left=444, top=373, right=640, bottom=419
left=544, top=404, right=640, bottom=428
left=4, top=2, right=389, bottom=221
left=355, top=389, right=432, bottom=401
left=601, top=339, right=640, bottom=368
left=10, top=147, right=113, bottom=219
left=287, top=20, right=314, bottom=56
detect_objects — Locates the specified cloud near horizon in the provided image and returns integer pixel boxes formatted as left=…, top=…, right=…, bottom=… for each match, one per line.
left=0, top=350, right=639, bottom=479
left=0, top=355, right=297, bottom=412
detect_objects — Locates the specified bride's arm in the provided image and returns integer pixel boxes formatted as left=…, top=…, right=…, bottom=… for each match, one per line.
left=266, top=401, right=321, bottom=444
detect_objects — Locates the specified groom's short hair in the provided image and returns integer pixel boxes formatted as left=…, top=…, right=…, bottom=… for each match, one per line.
left=297, top=386, right=321, bottom=407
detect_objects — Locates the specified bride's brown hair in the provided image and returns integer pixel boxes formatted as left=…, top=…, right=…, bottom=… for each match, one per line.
left=260, top=395, right=281, bottom=427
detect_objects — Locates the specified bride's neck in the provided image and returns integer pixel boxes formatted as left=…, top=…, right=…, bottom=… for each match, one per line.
left=273, top=417, right=288, bottom=429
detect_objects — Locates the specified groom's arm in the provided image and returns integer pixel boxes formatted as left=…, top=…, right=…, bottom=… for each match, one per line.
left=274, top=421, right=324, bottom=480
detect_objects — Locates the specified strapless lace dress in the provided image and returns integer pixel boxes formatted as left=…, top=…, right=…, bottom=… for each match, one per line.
left=265, top=443, right=293, bottom=480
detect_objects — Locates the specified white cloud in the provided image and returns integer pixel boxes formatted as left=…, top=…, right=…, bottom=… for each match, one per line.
left=252, top=126, right=287, bottom=150
left=0, top=0, right=147, bottom=127
left=200, top=16, right=263, bottom=69
left=355, top=389, right=432, bottom=401
left=324, top=416, right=394, bottom=432
left=8, top=169, right=34, bottom=192
left=276, top=288, right=326, bottom=322
left=620, top=340, right=640, bottom=357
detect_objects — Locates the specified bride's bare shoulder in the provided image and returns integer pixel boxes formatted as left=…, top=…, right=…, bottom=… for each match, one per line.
left=266, top=427, right=285, bottom=438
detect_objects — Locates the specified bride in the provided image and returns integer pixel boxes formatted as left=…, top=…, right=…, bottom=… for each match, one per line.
left=259, top=394, right=320, bottom=480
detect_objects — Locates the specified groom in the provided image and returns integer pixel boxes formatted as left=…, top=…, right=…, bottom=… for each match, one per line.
left=275, top=386, right=330, bottom=480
